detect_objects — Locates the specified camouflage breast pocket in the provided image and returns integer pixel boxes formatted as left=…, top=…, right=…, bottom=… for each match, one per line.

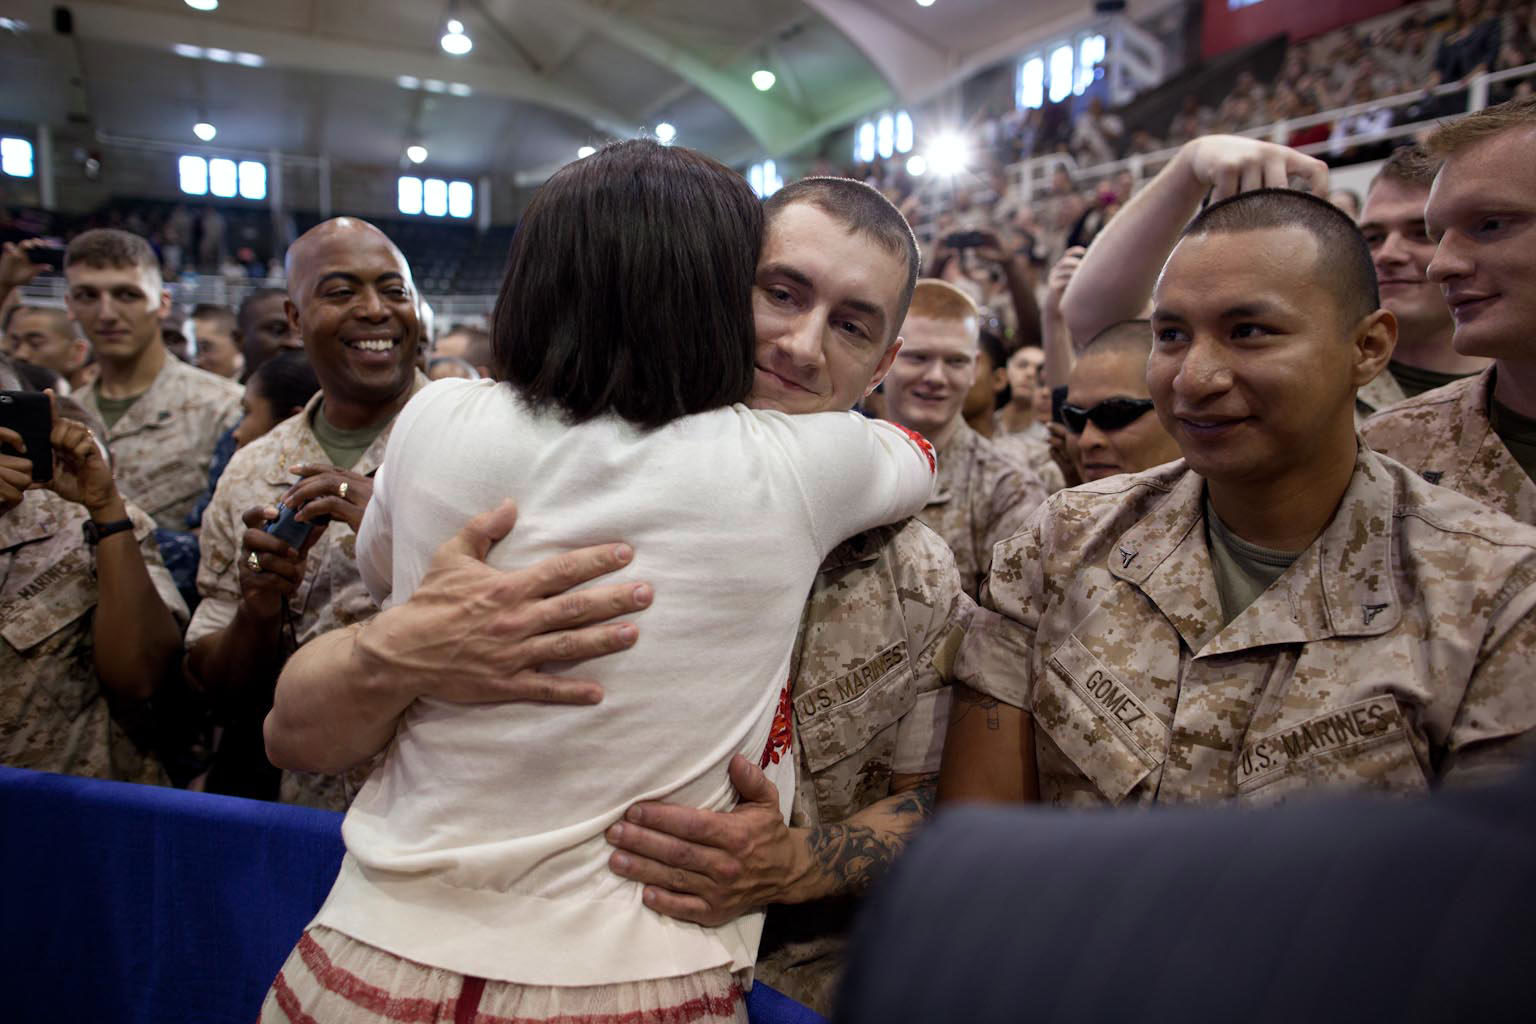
left=1235, top=695, right=1429, bottom=805
left=794, top=640, right=915, bottom=776
left=130, top=458, right=208, bottom=520
left=1037, top=636, right=1170, bottom=804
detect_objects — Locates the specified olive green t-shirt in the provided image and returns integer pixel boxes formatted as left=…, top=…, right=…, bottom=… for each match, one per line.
left=310, top=404, right=388, bottom=471
left=1205, top=499, right=1302, bottom=628
left=1388, top=361, right=1474, bottom=401
left=94, top=392, right=142, bottom=431
left=1490, top=398, right=1536, bottom=484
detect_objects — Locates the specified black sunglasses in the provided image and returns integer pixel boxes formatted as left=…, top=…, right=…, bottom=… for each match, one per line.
left=1061, top=397, right=1156, bottom=435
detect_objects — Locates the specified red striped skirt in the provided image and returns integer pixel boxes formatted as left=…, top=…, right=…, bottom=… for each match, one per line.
left=260, top=926, right=749, bottom=1024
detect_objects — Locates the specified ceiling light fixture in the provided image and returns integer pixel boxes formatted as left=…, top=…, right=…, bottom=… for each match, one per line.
left=441, top=18, right=472, bottom=56
left=397, top=75, right=420, bottom=89
left=193, top=122, right=217, bottom=142
left=752, top=69, right=776, bottom=91
left=173, top=43, right=203, bottom=58
left=234, top=51, right=263, bottom=67
left=205, top=47, right=232, bottom=62
left=185, top=0, right=219, bottom=10
left=915, top=0, right=936, bottom=6
left=655, top=122, right=677, bottom=144
left=577, top=146, right=596, bottom=159
left=927, top=132, right=970, bottom=176
left=423, top=79, right=447, bottom=93
left=406, top=145, right=429, bottom=164
left=448, top=82, right=472, bottom=96
left=906, top=154, right=928, bottom=176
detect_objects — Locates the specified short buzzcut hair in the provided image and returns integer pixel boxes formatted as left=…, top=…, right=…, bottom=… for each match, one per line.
left=65, top=229, right=161, bottom=282
left=906, top=279, right=980, bottom=334
left=1182, top=188, right=1379, bottom=326
left=1424, top=96, right=1536, bottom=160
left=764, top=177, right=921, bottom=339
left=492, top=139, right=760, bottom=430
left=191, top=303, right=237, bottom=332
left=1082, top=319, right=1152, bottom=357
left=237, top=287, right=288, bottom=330
left=1369, top=144, right=1437, bottom=193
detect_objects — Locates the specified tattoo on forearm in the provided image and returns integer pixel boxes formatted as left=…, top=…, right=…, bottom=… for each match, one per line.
left=952, top=688, right=1002, bottom=730
left=888, top=783, right=936, bottom=823
left=807, top=782, right=936, bottom=892
left=805, top=823, right=905, bottom=892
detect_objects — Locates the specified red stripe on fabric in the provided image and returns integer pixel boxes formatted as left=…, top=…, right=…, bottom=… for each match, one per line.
left=271, top=970, right=321, bottom=1024
left=296, top=931, right=456, bottom=1023
left=471, top=982, right=745, bottom=1024
left=456, top=977, right=488, bottom=1024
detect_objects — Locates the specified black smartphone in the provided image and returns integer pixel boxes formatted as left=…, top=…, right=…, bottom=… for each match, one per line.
left=264, top=502, right=313, bottom=550
left=943, top=230, right=989, bottom=250
left=27, top=246, right=65, bottom=272
left=1051, top=385, right=1069, bottom=425
left=0, top=390, right=53, bottom=482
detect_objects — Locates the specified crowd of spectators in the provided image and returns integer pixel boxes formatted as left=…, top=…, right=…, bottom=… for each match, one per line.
left=4, top=7, right=1536, bottom=1019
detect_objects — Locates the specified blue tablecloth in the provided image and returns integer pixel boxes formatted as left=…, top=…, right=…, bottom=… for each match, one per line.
left=0, top=766, right=826, bottom=1024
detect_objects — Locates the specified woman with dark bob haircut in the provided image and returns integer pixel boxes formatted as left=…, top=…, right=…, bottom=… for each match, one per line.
left=263, top=138, right=937, bottom=1023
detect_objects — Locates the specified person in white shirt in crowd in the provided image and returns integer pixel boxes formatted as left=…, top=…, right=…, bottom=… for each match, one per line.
left=259, top=140, right=936, bottom=1024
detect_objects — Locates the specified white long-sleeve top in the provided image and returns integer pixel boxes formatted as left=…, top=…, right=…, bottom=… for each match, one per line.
left=314, top=378, right=937, bottom=986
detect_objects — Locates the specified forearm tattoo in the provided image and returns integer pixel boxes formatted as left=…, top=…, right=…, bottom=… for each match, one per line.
left=952, top=687, right=1002, bottom=730
left=806, top=782, right=936, bottom=892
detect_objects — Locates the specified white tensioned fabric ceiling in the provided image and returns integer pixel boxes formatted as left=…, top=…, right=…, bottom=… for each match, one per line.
left=0, top=0, right=1173, bottom=180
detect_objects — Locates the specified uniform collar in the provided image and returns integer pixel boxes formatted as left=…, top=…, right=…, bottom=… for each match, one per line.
left=257, top=372, right=428, bottom=487
left=1110, top=445, right=1401, bottom=657
left=97, top=352, right=182, bottom=437
left=819, top=521, right=899, bottom=571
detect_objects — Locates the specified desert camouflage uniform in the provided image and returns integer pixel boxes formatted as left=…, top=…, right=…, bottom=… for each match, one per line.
left=77, top=355, right=243, bottom=532
left=919, top=420, right=1048, bottom=601
left=1355, top=366, right=1408, bottom=423
left=991, top=429, right=1066, bottom=494
left=189, top=380, right=424, bottom=810
left=958, top=447, right=1536, bottom=808
left=1363, top=368, right=1536, bottom=525
left=0, top=489, right=188, bottom=783
left=756, top=518, right=972, bottom=1015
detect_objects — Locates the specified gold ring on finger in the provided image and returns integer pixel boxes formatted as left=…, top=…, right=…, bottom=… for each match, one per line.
left=338, top=481, right=349, bottom=500
left=247, top=551, right=261, bottom=573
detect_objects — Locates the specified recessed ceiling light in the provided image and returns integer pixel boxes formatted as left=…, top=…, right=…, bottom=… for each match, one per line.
left=448, top=82, right=472, bottom=96
left=577, top=146, right=596, bottom=158
left=423, top=79, right=446, bottom=93
left=173, top=43, right=203, bottom=58
left=440, top=21, right=472, bottom=56
left=205, top=47, right=232, bottom=62
left=234, top=51, right=263, bottom=67
left=905, top=154, right=928, bottom=176
left=915, top=0, right=936, bottom=6
left=193, top=122, right=217, bottom=141
left=751, top=69, right=776, bottom=91
left=185, top=0, right=219, bottom=10
left=397, top=75, right=420, bottom=89
left=406, top=145, right=428, bottom=164
left=655, top=122, right=677, bottom=144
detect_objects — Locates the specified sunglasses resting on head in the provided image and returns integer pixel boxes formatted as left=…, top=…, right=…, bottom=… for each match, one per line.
left=1061, top=397, right=1156, bottom=435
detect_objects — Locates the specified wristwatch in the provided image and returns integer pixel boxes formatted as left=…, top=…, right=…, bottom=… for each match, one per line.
left=82, top=517, right=135, bottom=545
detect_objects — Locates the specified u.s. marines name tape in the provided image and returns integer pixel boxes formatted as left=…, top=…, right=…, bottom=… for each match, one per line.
left=793, top=641, right=908, bottom=723
left=1239, top=696, right=1404, bottom=785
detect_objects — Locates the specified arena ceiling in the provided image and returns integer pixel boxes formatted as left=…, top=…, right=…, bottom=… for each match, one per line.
left=0, top=0, right=1171, bottom=180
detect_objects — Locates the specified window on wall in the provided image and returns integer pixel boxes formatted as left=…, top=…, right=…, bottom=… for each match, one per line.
left=1018, top=32, right=1109, bottom=110
left=1, top=137, right=34, bottom=178
left=748, top=159, right=783, bottom=199
left=397, top=175, right=473, bottom=218
left=178, top=155, right=266, bottom=199
left=852, top=110, right=915, bottom=164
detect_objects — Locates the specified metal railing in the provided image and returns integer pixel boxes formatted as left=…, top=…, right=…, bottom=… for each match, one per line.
left=15, top=276, right=498, bottom=327
left=912, top=60, right=1536, bottom=240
